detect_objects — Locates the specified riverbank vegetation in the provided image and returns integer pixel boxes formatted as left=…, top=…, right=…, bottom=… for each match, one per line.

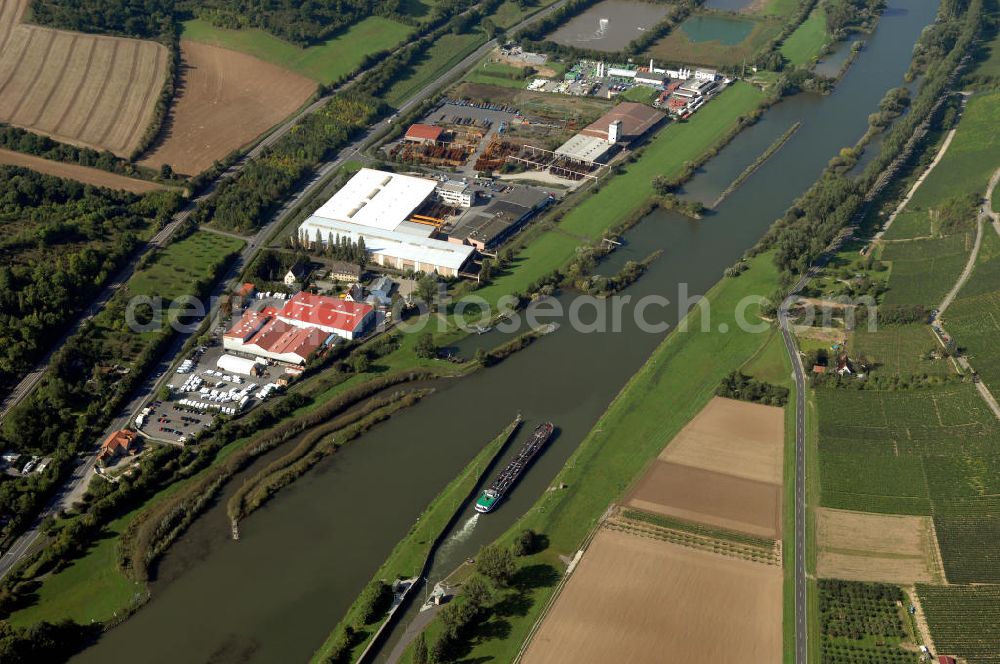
left=311, top=417, right=522, bottom=663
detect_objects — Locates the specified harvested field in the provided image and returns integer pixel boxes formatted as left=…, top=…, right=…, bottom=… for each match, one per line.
left=0, top=148, right=166, bottom=193
left=816, top=507, right=944, bottom=584
left=629, top=462, right=782, bottom=538
left=522, top=528, right=782, bottom=663
left=626, top=396, right=784, bottom=538
left=0, top=0, right=168, bottom=156
left=140, top=40, right=316, bottom=176
left=658, top=396, right=784, bottom=483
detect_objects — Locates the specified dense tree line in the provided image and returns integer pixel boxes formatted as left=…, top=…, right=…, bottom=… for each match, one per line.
left=0, top=126, right=138, bottom=176
left=179, top=0, right=406, bottom=45
left=30, top=0, right=175, bottom=39
left=716, top=371, right=790, bottom=406
left=0, top=167, right=178, bottom=391
left=823, top=0, right=885, bottom=38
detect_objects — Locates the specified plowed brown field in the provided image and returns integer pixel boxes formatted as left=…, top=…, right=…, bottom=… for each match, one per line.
left=626, top=396, right=785, bottom=538
left=139, top=40, right=315, bottom=176
left=0, top=0, right=168, bottom=156
left=521, top=529, right=782, bottom=664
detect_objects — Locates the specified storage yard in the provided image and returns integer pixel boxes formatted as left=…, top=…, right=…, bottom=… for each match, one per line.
left=139, top=40, right=316, bottom=176
left=0, top=0, right=169, bottom=156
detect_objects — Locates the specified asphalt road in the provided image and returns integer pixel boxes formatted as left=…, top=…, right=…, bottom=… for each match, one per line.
left=0, top=1, right=567, bottom=581
left=778, top=283, right=809, bottom=664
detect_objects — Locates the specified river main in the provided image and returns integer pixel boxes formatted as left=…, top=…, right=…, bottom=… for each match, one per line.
left=73, top=2, right=938, bottom=661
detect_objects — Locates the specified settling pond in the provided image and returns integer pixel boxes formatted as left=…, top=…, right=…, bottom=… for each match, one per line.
left=547, top=0, right=670, bottom=52
left=69, top=1, right=939, bottom=662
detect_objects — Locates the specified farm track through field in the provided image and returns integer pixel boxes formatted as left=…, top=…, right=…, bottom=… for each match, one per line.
left=0, top=0, right=168, bottom=155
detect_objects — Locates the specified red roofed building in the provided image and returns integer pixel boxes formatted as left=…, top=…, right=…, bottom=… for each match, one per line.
left=938, top=657, right=957, bottom=664
left=404, top=123, right=444, bottom=145
left=224, top=309, right=270, bottom=344
left=277, top=292, right=373, bottom=340
left=98, top=429, right=141, bottom=467
left=243, top=319, right=328, bottom=365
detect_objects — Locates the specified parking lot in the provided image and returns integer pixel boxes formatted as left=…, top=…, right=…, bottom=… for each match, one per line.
left=139, top=340, right=288, bottom=443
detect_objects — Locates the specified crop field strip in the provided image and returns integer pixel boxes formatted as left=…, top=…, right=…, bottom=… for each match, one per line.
left=816, top=384, right=1000, bottom=516
left=918, top=584, right=1000, bottom=664
left=880, top=231, right=976, bottom=306
left=0, top=0, right=167, bottom=156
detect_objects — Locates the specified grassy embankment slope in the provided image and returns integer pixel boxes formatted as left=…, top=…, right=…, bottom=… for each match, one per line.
left=181, top=17, right=413, bottom=84
left=402, top=254, right=785, bottom=662
left=310, top=418, right=522, bottom=663
left=780, top=5, right=828, bottom=67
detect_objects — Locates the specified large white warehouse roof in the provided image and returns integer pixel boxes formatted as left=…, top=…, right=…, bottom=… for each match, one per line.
left=312, top=168, right=438, bottom=232
left=300, top=215, right=474, bottom=273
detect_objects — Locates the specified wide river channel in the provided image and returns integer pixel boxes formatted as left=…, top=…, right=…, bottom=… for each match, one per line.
left=73, top=1, right=938, bottom=661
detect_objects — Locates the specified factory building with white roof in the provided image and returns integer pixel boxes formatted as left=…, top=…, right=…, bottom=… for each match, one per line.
left=298, top=168, right=475, bottom=277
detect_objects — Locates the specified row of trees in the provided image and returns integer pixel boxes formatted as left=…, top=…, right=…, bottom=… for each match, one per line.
left=29, top=0, right=415, bottom=45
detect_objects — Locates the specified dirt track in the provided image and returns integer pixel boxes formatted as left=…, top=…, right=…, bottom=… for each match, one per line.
left=522, top=529, right=782, bottom=664
left=0, top=0, right=168, bottom=156
left=139, top=40, right=316, bottom=176
left=0, top=148, right=167, bottom=193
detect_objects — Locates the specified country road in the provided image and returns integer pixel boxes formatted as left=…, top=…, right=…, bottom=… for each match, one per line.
left=0, top=0, right=567, bottom=581
left=778, top=274, right=811, bottom=664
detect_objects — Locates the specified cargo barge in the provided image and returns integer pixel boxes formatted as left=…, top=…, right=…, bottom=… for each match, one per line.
left=475, top=422, right=554, bottom=513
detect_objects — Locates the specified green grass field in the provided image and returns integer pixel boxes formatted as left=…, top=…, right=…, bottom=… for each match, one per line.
left=129, top=231, right=244, bottom=302
left=618, top=85, right=659, bottom=104
left=918, top=584, right=1000, bottom=664
left=6, top=515, right=143, bottom=627
left=762, top=0, right=806, bottom=18
left=181, top=17, right=413, bottom=84
left=880, top=232, right=975, bottom=306
left=383, top=32, right=485, bottom=106
left=780, top=5, right=828, bottom=67
left=403, top=254, right=785, bottom=662
left=466, top=61, right=530, bottom=89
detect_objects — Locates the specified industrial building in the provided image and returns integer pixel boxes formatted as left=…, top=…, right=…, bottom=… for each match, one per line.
left=445, top=187, right=552, bottom=250
left=580, top=102, right=665, bottom=145
left=554, top=133, right=617, bottom=164
left=404, top=123, right=444, bottom=144
left=436, top=180, right=476, bottom=207
left=224, top=293, right=374, bottom=365
left=298, top=168, right=475, bottom=277
left=554, top=102, right=665, bottom=165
